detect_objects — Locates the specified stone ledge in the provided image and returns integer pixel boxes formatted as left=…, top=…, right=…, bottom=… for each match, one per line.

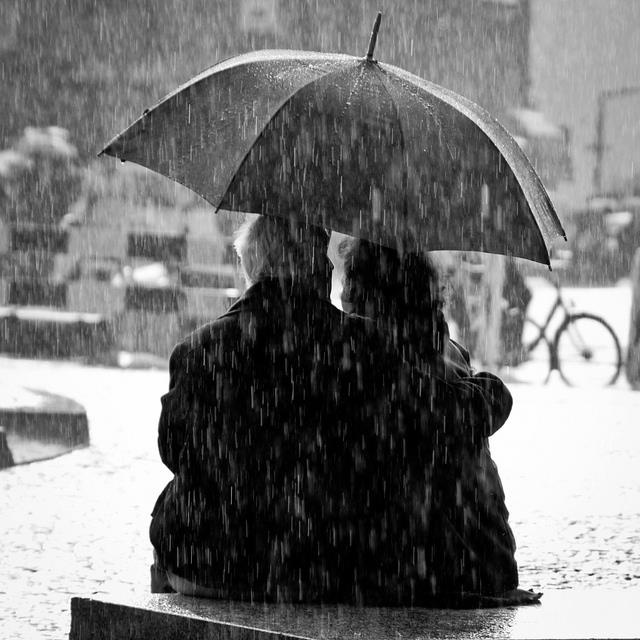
left=69, top=596, right=301, bottom=640
left=69, top=589, right=640, bottom=639
left=0, top=384, right=88, bottom=465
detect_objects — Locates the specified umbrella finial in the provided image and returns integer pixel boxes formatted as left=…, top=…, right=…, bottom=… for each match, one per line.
left=366, top=12, right=382, bottom=60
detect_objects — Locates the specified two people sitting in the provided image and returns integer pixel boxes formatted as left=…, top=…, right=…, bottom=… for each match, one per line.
left=150, top=214, right=541, bottom=607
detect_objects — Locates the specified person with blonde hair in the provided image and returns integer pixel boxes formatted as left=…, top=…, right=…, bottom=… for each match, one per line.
left=150, top=214, right=373, bottom=601
left=233, top=214, right=330, bottom=290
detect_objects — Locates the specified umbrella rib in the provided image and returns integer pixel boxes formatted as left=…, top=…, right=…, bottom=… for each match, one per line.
left=369, top=65, right=409, bottom=229
left=383, top=64, right=566, bottom=247
left=100, top=51, right=359, bottom=157
left=217, top=62, right=365, bottom=214
left=380, top=67, right=563, bottom=265
left=344, top=64, right=368, bottom=112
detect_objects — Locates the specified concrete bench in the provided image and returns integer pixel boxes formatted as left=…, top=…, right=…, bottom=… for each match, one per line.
left=0, top=383, right=88, bottom=465
left=69, top=589, right=640, bottom=639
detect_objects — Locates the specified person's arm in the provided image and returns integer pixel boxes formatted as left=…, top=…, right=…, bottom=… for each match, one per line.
left=412, top=367, right=512, bottom=448
left=157, top=341, right=193, bottom=474
left=447, top=371, right=513, bottom=438
left=440, top=324, right=513, bottom=437
left=440, top=321, right=512, bottom=437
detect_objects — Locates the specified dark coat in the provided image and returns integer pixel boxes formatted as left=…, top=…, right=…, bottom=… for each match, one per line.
left=150, top=277, right=516, bottom=605
left=430, top=339, right=519, bottom=602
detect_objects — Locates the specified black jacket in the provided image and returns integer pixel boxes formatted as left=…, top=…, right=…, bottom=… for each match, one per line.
left=150, top=277, right=516, bottom=604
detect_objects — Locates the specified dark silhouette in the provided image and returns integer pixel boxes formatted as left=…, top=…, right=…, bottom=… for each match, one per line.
left=341, top=239, right=540, bottom=606
left=150, top=215, right=411, bottom=602
left=150, top=218, right=539, bottom=607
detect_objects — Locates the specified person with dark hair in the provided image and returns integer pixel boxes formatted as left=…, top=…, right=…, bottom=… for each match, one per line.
left=340, top=241, right=465, bottom=377
left=340, top=238, right=539, bottom=606
left=151, top=214, right=335, bottom=599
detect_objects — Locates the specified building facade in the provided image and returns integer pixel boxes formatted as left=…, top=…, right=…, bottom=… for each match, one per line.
left=530, top=0, right=640, bottom=209
left=1, top=1, right=533, bottom=357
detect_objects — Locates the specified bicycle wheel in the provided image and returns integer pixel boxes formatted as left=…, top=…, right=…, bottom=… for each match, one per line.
left=555, top=313, right=622, bottom=387
left=511, top=317, right=553, bottom=384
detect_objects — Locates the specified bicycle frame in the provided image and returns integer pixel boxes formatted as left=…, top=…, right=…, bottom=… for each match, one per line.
left=524, top=283, right=572, bottom=373
left=522, top=280, right=623, bottom=386
left=525, top=290, right=558, bottom=348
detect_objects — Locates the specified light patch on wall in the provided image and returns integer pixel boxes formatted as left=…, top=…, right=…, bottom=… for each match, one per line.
left=240, top=0, right=279, bottom=35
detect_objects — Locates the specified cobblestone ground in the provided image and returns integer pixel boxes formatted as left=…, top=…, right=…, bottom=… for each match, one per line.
left=1, top=356, right=639, bottom=639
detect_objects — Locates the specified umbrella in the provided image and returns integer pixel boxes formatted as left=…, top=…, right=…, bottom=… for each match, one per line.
left=100, top=14, right=566, bottom=266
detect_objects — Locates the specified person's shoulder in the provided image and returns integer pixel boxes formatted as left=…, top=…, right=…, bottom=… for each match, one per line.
left=171, top=314, right=237, bottom=358
left=334, top=310, right=381, bottom=344
left=338, top=312, right=404, bottom=373
left=339, top=310, right=374, bottom=332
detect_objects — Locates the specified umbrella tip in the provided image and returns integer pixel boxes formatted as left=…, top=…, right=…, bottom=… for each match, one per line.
left=366, top=12, right=382, bottom=60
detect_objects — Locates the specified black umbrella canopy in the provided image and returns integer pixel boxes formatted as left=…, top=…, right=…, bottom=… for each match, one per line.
left=101, top=46, right=566, bottom=265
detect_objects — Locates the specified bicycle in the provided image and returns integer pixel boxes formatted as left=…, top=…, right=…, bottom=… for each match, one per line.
left=511, top=280, right=623, bottom=386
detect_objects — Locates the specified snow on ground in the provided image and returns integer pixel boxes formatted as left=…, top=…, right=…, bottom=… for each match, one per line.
left=490, top=380, right=640, bottom=592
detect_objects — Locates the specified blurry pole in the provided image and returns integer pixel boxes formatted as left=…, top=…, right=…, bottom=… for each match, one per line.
left=592, top=86, right=640, bottom=195
left=626, top=247, right=640, bottom=389
left=476, top=182, right=505, bottom=371
left=478, top=254, right=505, bottom=371
left=0, top=217, right=8, bottom=253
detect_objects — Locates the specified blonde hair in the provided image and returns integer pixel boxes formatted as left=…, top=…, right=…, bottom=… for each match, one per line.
left=233, top=215, right=330, bottom=286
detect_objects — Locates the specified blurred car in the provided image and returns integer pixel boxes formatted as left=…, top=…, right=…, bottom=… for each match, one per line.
left=561, top=197, right=640, bottom=285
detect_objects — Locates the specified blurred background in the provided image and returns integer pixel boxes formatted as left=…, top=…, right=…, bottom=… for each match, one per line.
left=1, top=0, right=638, bottom=363
left=2, top=3, right=640, bottom=639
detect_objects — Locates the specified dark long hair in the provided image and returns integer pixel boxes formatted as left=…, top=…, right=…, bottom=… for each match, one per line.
left=341, top=240, right=447, bottom=359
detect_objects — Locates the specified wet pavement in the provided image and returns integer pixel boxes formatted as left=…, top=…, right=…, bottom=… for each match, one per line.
left=1, top=355, right=639, bottom=639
